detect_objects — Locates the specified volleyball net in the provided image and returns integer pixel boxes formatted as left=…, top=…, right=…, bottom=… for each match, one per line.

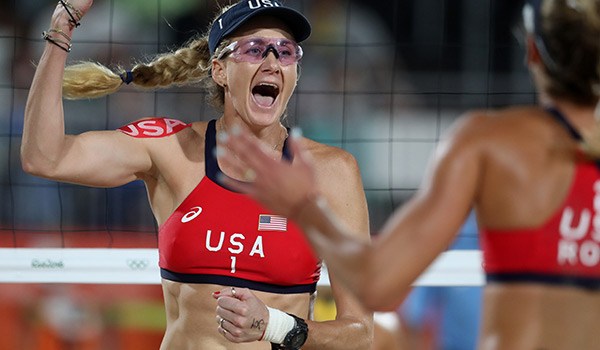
left=0, top=248, right=484, bottom=286
left=0, top=0, right=531, bottom=286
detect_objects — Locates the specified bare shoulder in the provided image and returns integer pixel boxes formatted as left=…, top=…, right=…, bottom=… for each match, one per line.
left=300, top=137, right=360, bottom=178
left=298, top=137, right=364, bottom=208
left=445, top=106, right=548, bottom=148
left=128, top=119, right=208, bottom=162
left=188, top=120, right=210, bottom=140
left=299, top=137, right=369, bottom=235
left=457, top=105, right=548, bottom=132
left=142, top=119, right=207, bottom=144
left=168, top=120, right=209, bottom=155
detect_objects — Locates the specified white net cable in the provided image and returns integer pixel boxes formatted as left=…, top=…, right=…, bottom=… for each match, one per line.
left=0, top=248, right=483, bottom=286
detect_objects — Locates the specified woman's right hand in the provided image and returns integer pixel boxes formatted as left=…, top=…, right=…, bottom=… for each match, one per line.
left=212, top=287, right=269, bottom=344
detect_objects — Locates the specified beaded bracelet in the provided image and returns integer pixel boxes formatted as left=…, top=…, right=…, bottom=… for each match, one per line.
left=58, top=0, right=82, bottom=28
left=42, top=29, right=72, bottom=53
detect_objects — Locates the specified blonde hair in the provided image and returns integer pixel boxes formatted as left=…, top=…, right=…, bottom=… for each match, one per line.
left=62, top=5, right=234, bottom=109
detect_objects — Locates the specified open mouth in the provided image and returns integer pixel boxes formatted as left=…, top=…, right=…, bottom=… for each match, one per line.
left=252, top=83, right=280, bottom=108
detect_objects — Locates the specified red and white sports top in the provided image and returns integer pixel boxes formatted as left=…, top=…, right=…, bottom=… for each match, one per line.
left=118, top=118, right=321, bottom=294
left=480, top=108, right=600, bottom=290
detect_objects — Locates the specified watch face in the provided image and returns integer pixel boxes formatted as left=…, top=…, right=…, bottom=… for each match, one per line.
left=282, top=314, right=308, bottom=349
left=290, top=333, right=307, bottom=348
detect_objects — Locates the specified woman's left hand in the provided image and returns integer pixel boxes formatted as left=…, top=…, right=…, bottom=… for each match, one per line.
left=212, top=287, right=269, bottom=343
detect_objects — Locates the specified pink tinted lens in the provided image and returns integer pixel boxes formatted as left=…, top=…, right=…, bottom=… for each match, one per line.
left=231, top=37, right=302, bottom=65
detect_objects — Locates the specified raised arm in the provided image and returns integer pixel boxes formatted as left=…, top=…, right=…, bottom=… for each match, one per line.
left=218, top=117, right=483, bottom=312
left=21, top=0, right=151, bottom=187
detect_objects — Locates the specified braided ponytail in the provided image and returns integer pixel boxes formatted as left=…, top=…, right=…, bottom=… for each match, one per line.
left=62, top=35, right=213, bottom=100
left=62, top=61, right=123, bottom=99
left=127, top=36, right=211, bottom=89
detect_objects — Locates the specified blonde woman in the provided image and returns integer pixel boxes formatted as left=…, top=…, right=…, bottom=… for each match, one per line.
left=22, top=1, right=372, bottom=349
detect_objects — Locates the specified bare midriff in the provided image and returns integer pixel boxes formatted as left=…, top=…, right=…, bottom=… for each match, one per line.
left=479, top=283, right=600, bottom=350
left=159, top=279, right=312, bottom=350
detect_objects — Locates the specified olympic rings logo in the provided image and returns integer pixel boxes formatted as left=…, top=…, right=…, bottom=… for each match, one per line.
left=126, top=259, right=149, bottom=270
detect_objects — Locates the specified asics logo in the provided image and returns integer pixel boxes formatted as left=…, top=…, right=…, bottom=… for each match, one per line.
left=182, top=206, right=203, bottom=223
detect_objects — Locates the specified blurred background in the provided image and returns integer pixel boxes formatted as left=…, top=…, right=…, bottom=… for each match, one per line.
left=0, top=0, right=533, bottom=349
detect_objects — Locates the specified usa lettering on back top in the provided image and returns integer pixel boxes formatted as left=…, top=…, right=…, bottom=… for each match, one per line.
left=481, top=162, right=600, bottom=290
left=557, top=179, right=600, bottom=268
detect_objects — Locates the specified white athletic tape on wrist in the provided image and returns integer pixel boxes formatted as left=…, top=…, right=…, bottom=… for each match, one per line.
left=262, top=307, right=295, bottom=344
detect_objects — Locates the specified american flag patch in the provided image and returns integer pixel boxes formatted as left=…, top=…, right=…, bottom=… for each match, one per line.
left=258, top=214, right=287, bottom=231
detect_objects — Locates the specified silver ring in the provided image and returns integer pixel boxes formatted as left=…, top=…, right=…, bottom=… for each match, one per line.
left=219, top=317, right=224, bottom=328
left=231, top=287, right=236, bottom=297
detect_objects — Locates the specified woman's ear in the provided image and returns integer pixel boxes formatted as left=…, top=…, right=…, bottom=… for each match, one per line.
left=211, top=59, right=227, bottom=87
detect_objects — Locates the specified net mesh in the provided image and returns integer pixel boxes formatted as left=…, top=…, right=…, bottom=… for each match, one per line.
left=1, top=0, right=532, bottom=282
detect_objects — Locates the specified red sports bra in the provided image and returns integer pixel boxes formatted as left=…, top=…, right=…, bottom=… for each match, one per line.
left=480, top=108, right=600, bottom=290
left=122, top=118, right=321, bottom=294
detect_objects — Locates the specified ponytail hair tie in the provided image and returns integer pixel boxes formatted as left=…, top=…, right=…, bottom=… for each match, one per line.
left=120, top=71, right=134, bottom=84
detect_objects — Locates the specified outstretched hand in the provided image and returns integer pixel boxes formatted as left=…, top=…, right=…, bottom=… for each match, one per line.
left=212, top=287, right=269, bottom=343
left=217, top=125, right=320, bottom=220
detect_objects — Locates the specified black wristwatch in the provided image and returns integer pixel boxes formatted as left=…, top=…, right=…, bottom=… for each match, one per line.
left=271, top=314, right=308, bottom=350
